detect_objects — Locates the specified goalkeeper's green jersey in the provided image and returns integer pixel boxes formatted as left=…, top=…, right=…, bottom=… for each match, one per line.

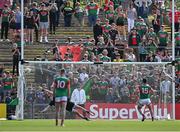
left=54, top=76, right=70, bottom=97
left=139, top=84, right=151, bottom=99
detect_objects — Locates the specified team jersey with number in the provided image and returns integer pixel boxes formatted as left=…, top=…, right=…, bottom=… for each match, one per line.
left=54, top=77, right=70, bottom=97
left=139, top=84, right=151, bottom=99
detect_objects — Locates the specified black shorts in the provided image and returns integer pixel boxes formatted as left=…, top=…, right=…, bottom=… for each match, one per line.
left=66, top=100, right=75, bottom=112
left=49, top=97, right=55, bottom=106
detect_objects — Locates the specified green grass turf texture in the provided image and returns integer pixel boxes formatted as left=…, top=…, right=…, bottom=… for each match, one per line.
left=0, top=119, right=180, bottom=132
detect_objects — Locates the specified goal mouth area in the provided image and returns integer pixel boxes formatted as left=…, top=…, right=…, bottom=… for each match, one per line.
left=15, top=61, right=175, bottom=120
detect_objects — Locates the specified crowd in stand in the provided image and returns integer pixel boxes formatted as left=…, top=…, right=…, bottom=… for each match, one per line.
left=0, top=0, right=179, bottom=63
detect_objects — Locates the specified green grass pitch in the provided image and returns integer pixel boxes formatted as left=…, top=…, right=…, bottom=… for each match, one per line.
left=0, top=119, right=180, bottom=132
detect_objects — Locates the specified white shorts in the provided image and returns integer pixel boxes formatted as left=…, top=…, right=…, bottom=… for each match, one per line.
left=138, top=98, right=151, bottom=106
left=55, top=96, right=67, bottom=103
left=39, top=22, right=49, bottom=29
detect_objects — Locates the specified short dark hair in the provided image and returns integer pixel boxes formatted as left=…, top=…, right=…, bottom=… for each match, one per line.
left=60, top=69, right=65, bottom=74
left=142, top=78, right=147, bottom=83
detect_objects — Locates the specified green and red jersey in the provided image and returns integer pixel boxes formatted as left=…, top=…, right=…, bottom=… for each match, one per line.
left=86, top=3, right=99, bottom=16
left=100, top=56, right=111, bottom=62
left=158, top=30, right=168, bottom=44
left=139, top=84, right=151, bottom=99
left=103, top=24, right=111, bottom=33
left=175, top=32, right=180, bottom=46
left=2, top=77, right=13, bottom=90
left=96, top=81, right=109, bottom=95
left=105, top=10, right=115, bottom=21
left=54, top=76, right=70, bottom=97
left=2, top=10, right=10, bottom=22
left=39, top=10, right=49, bottom=22
left=147, top=32, right=156, bottom=39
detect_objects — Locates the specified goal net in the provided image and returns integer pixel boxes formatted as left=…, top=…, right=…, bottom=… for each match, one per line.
left=16, top=62, right=175, bottom=120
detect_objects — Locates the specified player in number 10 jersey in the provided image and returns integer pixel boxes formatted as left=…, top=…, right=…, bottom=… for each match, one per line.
left=52, top=69, right=70, bottom=126
left=137, top=78, right=156, bottom=122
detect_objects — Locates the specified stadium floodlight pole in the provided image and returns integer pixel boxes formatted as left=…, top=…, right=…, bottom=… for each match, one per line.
left=172, top=0, right=176, bottom=120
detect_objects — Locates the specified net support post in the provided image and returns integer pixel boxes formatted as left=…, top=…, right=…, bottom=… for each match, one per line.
left=172, top=0, right=175, bottom=120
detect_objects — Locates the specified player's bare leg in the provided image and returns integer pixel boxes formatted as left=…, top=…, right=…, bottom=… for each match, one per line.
left=138, top=105, right=145, bottom=121
left=73, top=109, right=90, bottom=121
left=75, top=105, right=94, bottom=116
left=60, top=102, right=67, bottom=127
left=55, top=103, right=60, bottom=126
left=40, top=105, right=50, bottom=113
left=147, top=104, right=154, bottom=121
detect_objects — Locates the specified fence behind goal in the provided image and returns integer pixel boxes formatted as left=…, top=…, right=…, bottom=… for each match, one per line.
left=16, top=62, right=174, bottom=120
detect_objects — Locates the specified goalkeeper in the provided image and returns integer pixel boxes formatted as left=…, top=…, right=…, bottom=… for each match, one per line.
left=40, top=88, right=93, bottom=121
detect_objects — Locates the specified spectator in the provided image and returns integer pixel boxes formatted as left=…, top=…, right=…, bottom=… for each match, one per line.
left=2, top=71, right=13, bottom=100
left=138, top=37, right=148, bottom=62
left=138, top=18, right=147, bottom=39
left=108, top=23, right=118, bottom=45
left=105, top=5, right=115, bottom=25
left=152, top=8, right=161, bottom=34
left=102, top=19, right=111, bottom=44
left=104, top=0, right=114, bottom=12
left=127, top=4, right=137, bottom=33
left=110, top=72, right=120, bottom=93
left=74, top=2, right=84, bottom=26
left=161, top=49, right=172, bottom=62
left=26, top=11, right=35, bottom=44
left=30, top=2, right=39, bottom=42
left=9, top=11, right=16, bottom=39
left=0, top=4, right=11, bottom=42
left=113, top=53, right=123, bottom=62
left=175, top=28, right=180, bottom=57
left=49, top=2, right=58, bottom=34
left=124, top=48, right=136, bottom=62
left=86, top=0, right=99, bottom=27
left=100, top=49, right=111, bottom=62
left=12, top=43, right=20, bottom=76
left=157, top=25, right=168, bottom=51
left=55, top=0, right=64, bottom=26
left=65, top=37, right=74, bottom=45
left=168, top=6, right=180, bottom=32
left=15, top=7, right=21, bottom=31
left=134, top=0, right=152, bottom=9
left=135, top=0, right=151, bottom=25
left=128, top=28, right=141, bottom=56
left=83, top=36, right=93, bottom=47
left=81, top=53, right=90, bottom=62
left=96, top=75, right=109, bottom=101
left=62, top=1, right=73, bottom=27
left=154, top=50, right=163, bottom=62
left=79, top=67, right=89, bottom=83
left=116, top=6, right=127, bottom=41
left=147, top=37, right=158, bottom=55
left=93, top=18, right=103, bottom=45
left=38, top=3, right=49, bottom=43
left=105, top=88, right=116, bottom=103
left=63, top=53, right=72, bottom=61
left=146, top=27, right=157, bottom=42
